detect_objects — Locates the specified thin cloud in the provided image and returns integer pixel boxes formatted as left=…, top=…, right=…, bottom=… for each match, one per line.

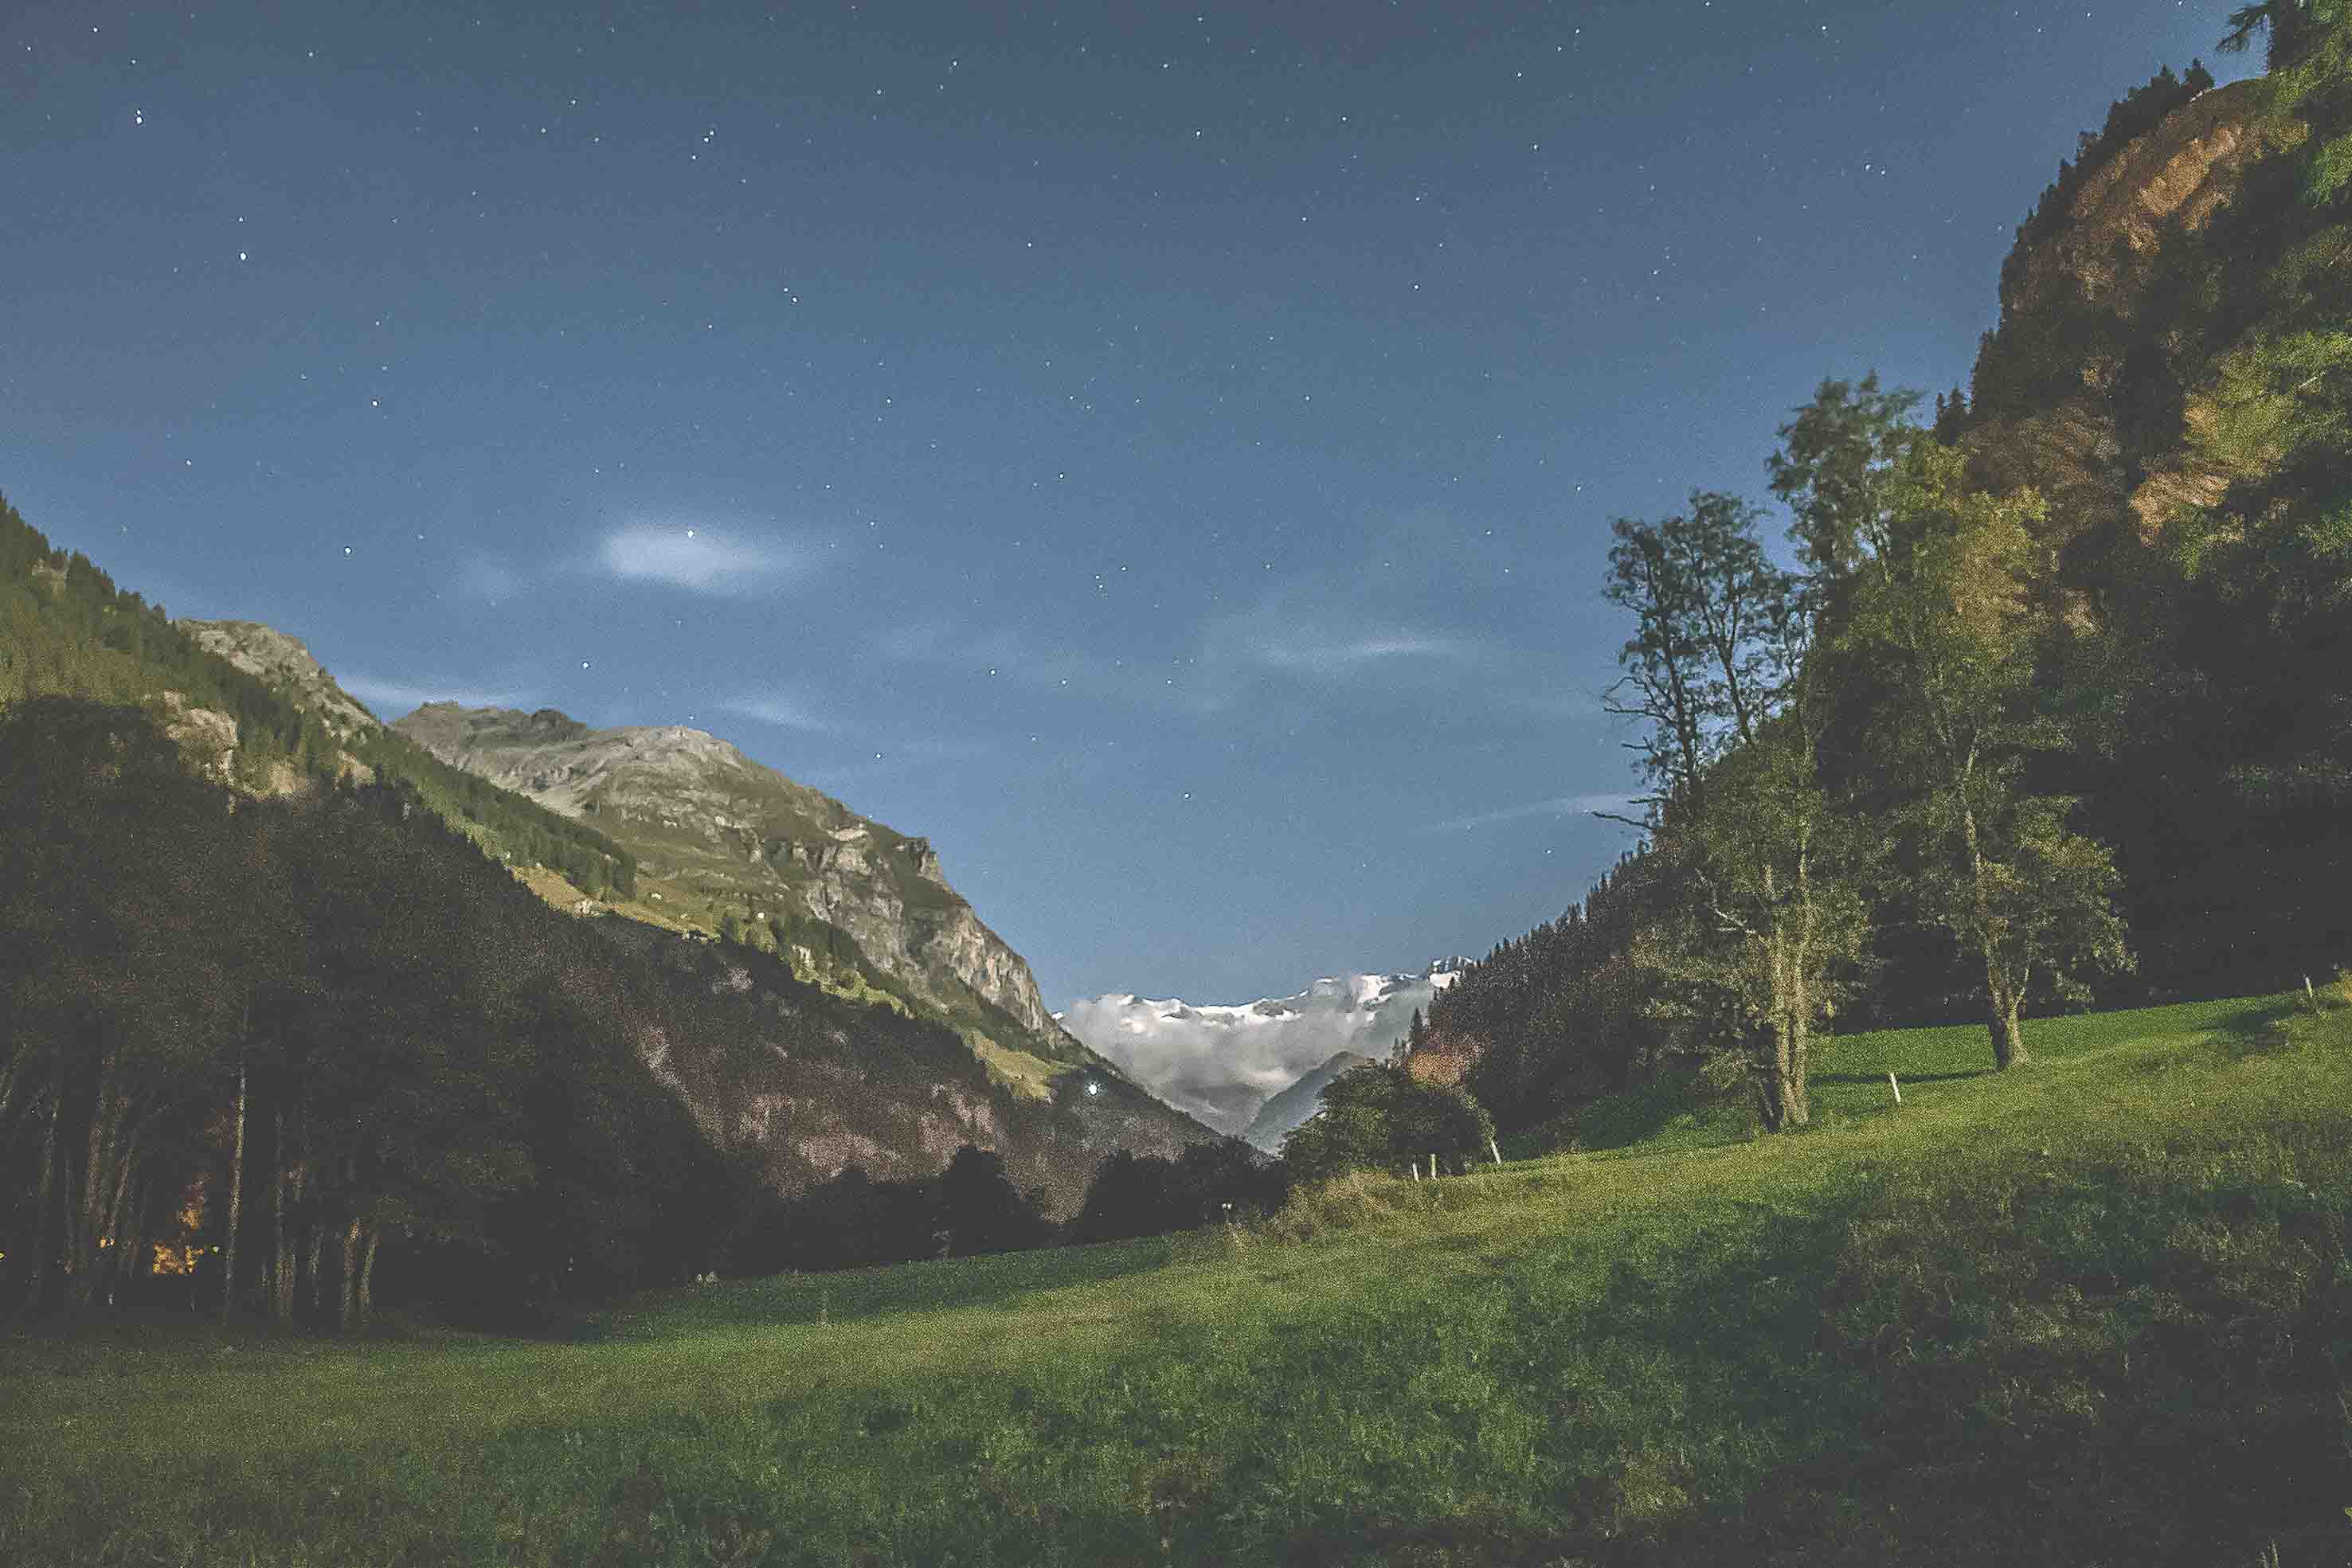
left=1421, top=792, right=1639, bottom=833
left=596, top=523, right=808, bottom=595
left=454, top=555, right=523, bottom=602
left=717, top=694, right=834, bottom=733
left=339, top=674, right=530, bottom=719
left=1249, top=629, right=1469, bottom=675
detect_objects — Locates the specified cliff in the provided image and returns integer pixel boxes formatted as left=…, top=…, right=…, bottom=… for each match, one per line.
left=386, top=702, right=1095, bottom=1079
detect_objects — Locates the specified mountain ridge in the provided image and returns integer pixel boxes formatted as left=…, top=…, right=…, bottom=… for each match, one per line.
left=385, top=700, right=1097, bottom=1081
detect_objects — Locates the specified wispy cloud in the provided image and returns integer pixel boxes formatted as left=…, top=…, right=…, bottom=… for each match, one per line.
left=1247, top=628, right=1470, bottom=675
left=717, top=693, right=834, bottom=733
left=1182, top=596, right=1481, bottom=713
left=340, top=674, right=530, bottom=719
left=1420, top=792, right=1640, bottom=834
left=454, top=555, right=524, bottom=602
left=871, top=619, right=1142, bottom=702
left=596, top=523, right=809, bottom=595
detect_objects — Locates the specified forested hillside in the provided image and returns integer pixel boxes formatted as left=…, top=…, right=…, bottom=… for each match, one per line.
left=0, top=690, right=1218, bottom=1328
left=0, top=697, right=735, bottom=1328
left=0, top=499, right=637, bottom=899
left=1424, top=12, right=2351, bottom=1138
left=0, top=498, right=1227, bottom=1329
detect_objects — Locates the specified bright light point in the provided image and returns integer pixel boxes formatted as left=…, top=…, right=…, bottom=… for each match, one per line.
left=581, top=661, right=590, bottom=669
left=1085, top=1081, right=1101, bottom=1097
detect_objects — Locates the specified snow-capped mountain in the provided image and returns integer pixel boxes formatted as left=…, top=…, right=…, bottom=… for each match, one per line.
left=1059, top=959, right=1468, bottom=1136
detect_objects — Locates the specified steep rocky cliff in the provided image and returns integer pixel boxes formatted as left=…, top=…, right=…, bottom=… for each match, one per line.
left=1944, top=37, right=2350, bottom=993
left=1965, top=72, right=2334, bottom=588
left=180, top=620, right=380, bottom=739
left=386, top=702, right=1090, bottom=1074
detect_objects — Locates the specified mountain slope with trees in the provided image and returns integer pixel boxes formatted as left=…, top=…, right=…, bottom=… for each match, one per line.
left=0, top=500, right=1223, bottom=1328
left=1422, top=11, right=2351, bottom=1139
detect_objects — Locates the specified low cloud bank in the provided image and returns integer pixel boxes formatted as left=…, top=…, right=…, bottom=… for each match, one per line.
left=1063, top=966, right=1459, bottom=1136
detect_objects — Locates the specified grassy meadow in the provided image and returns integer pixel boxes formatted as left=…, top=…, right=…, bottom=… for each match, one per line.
left=6, top=992, right=2351, bottom=1566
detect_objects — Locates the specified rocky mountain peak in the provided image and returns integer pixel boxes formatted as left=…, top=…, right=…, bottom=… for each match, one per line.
left=179, top=619, right=380, bottom=737
left=391, top=702, right=1084, bottom=1068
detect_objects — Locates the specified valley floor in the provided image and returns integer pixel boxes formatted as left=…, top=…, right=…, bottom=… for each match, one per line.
left=6, top=994, right=2351, bottom=1566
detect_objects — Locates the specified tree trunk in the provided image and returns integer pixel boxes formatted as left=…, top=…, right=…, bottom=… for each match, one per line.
left=272, top=1104, right=291, bottom=1324
left=1987, top=981, right=2029, bottom=1070
left=1959, top=787, right=2029, bottom=1071
left=358, top=1228, right=381, bottom=1330
left=18, top=1073, right=62, bottom=1317
left=1769, top=1014, right=1809, bottom=1129
left=65, top=1050, right=120, bottom=1314
left=339, top=1217, right=362, bottom=1334
left=222, top=1054, right=247, bottom=1321
left=1783, top=1024, right=1810, bottom=1128
left=307, top=1227, right=326, bottom=1320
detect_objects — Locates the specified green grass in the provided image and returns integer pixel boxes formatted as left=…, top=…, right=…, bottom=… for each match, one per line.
left=6, top=994, right=2351, bottom=1565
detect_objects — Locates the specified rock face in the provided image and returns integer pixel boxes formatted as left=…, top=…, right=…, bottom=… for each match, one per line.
left=391, top=702, right=1078, bottom=1062
left=1967, top=77, right=2307, bottom=570
left=590, top=918, right=1211, bottom=1218
left=179, top=620, right=381, bottom=737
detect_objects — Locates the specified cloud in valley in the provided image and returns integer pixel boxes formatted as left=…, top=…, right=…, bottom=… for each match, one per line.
left=1062, top=968, right=1458, bottom=1135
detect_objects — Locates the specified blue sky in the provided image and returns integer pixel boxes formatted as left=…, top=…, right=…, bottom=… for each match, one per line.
left=0, top=1, right=2256, bottom=1005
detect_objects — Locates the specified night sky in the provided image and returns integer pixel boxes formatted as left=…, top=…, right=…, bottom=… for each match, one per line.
left=2, top=2, right=2253, bottom=1008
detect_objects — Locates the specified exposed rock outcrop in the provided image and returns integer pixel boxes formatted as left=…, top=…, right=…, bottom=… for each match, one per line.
left=179, top=620, right=382, bottom=737
left=391, top=702, right=1079, bottom=1064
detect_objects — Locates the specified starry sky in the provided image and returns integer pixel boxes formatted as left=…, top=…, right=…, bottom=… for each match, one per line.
left=1, top=1, right=2255, bottom=1008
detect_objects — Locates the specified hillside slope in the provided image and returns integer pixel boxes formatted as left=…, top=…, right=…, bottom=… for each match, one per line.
left=1959, top=57, right=2352, bottom=993
left=10, top=994, right=2346, bottom=1564
left=1426, top=41, right=2352, bottom=1137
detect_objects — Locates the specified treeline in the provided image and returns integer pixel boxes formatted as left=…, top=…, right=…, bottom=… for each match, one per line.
left=722, top=1138, right=1288, bottom=1272
left=1422, top=17, right=2351, bottom=1141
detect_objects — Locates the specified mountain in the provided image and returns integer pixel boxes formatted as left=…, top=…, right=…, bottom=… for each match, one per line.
left=1423, top=35, right=2352, bottom=1138
left=1238, top=1050, right=1380, bottom=1154
left=1062, top=960, right=1466, bottom=1135
left=179, top=620, right=378, bottom=739
left=1, top=503, right=1218, bottom=1222
left=385, top=703, right=1099, bottom=1084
